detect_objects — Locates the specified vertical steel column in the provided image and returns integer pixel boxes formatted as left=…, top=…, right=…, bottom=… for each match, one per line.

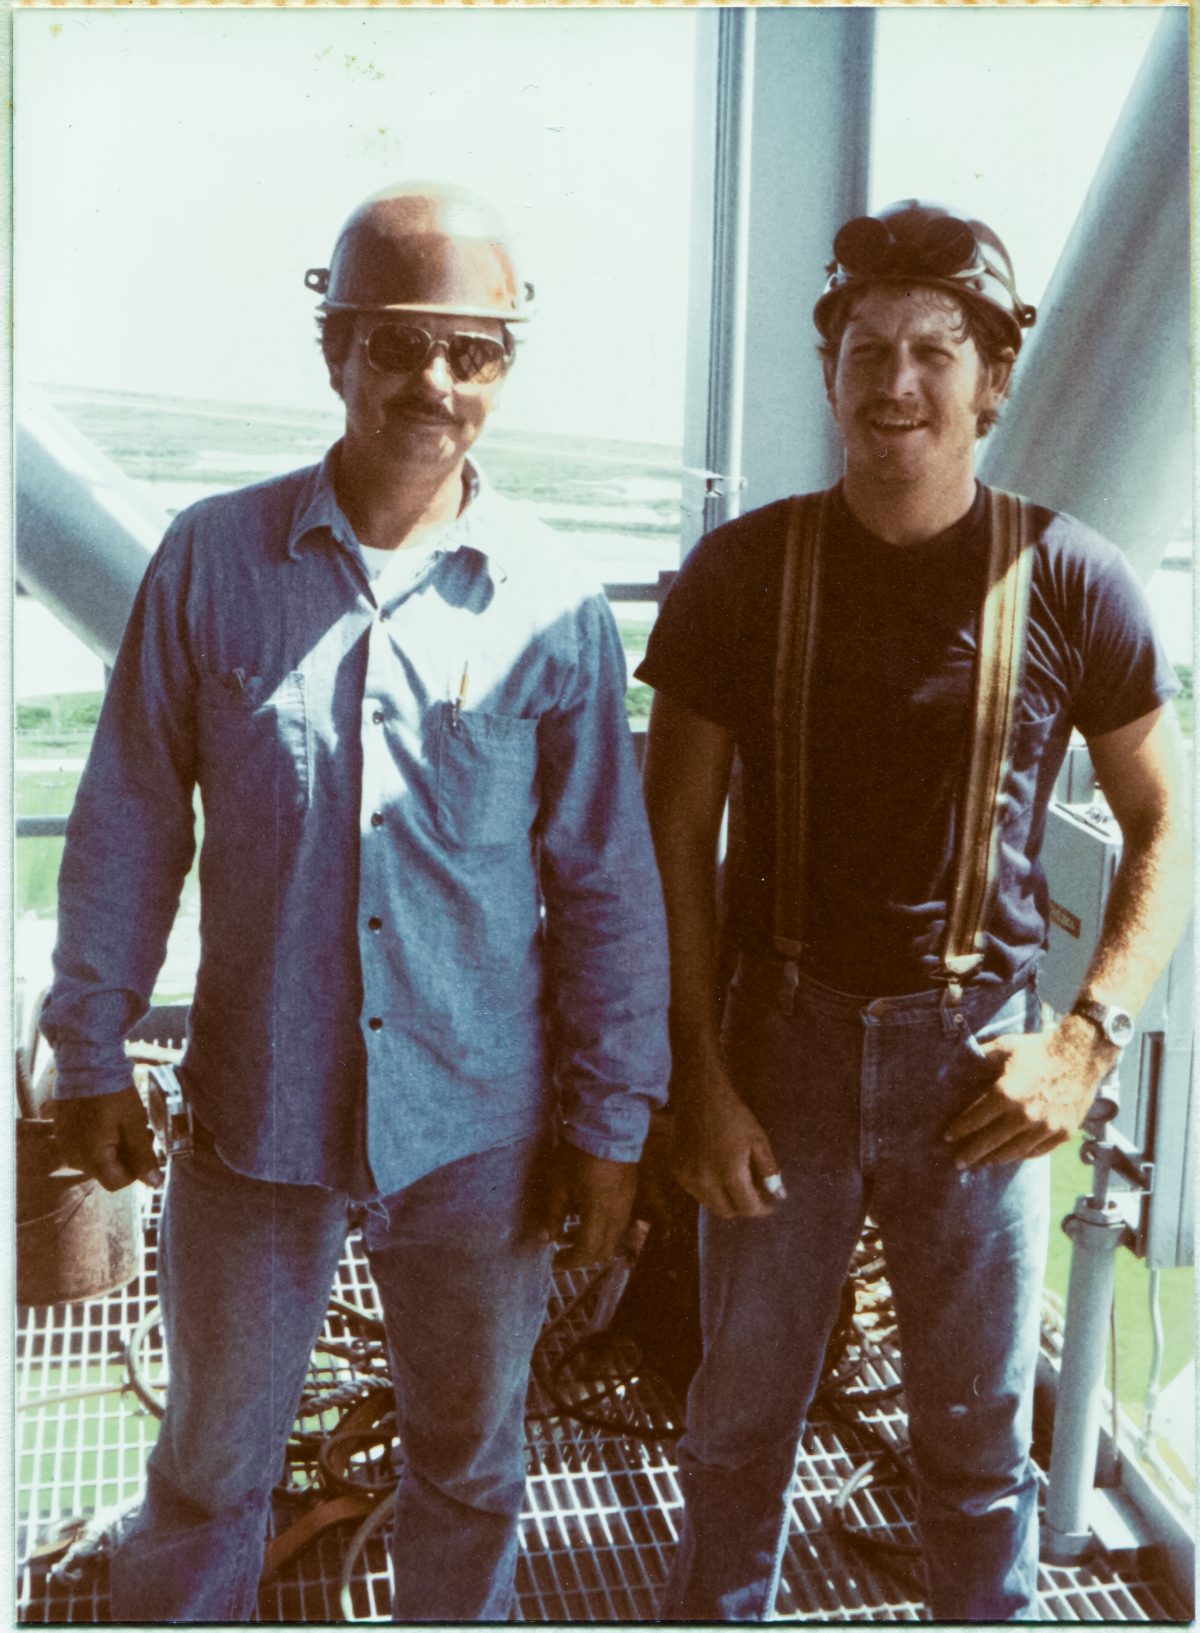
left=706, top=6, right=756, bottom=539
left=979, top=9, right=1191, bottom=580
left=739, top=9, right=873, bottom=515
left=681, top=9, right=755, bottom=549
left=680, top=10, right=874, bottom=558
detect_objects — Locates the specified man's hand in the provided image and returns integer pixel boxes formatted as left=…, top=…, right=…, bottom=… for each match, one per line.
left=671, top=1059, right=784, bottom=1220
left=943, top=1017, right=1117, bottom=1168
left=532, top=1142, right=638, bottom=1268
left=54, top=1085, right=164, bottom=1192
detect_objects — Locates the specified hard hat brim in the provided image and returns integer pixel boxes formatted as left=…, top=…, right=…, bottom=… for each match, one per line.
left=321, top=298, right=533, bottom=323
left=813, top=274, right=1026, bottom=354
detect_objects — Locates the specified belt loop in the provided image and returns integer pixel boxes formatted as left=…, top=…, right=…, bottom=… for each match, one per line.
left=780, top=960, right=799, bottom=1018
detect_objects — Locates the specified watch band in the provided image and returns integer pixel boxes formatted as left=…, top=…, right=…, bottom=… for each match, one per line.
left=1070, top=997, right=1136, bottom=1048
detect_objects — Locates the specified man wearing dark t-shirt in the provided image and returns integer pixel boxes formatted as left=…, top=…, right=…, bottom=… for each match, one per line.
left=638, top=202, right=1191, bottom=1621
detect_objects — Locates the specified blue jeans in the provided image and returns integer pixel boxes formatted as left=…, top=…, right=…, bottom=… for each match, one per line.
left=110, top=1134, right=554, bottom=1622
left=662, top=961, right=1049, bottom=1622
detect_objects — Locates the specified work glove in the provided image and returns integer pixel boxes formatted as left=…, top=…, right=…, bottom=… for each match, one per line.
left=54, top=1085, right=164, bottom=1193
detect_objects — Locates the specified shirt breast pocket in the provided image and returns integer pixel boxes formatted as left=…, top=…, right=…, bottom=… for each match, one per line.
left=197, top=671, right=311, bottom=811
left=435, top=709, right=539, bottom=848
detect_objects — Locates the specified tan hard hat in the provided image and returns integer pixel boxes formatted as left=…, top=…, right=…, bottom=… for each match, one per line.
left=305, top=181, right=533, bottom=323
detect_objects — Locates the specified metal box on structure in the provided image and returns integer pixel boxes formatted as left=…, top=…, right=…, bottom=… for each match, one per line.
left=1038, top=740, right=1194, bottom=1271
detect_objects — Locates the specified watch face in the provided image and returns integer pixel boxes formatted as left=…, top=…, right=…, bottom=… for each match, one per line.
left=1108, top=1010, right=1136, bottom=1047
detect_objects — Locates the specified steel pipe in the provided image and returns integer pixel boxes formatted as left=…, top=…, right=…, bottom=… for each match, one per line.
left=680, top=10, right=874, bottom=555
left=1042, top=1198, right=1127, bottom=1562
left=17, top=389, right=167, bottom=668
left=980, top=10, right=1191, bottom=580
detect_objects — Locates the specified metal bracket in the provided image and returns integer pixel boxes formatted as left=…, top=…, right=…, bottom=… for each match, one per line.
left=683, top=467, right=748, bottom=499
left=146, top=1064, right=194, bottom=1162
left=1080, top=1137, right=1154, bottom=1196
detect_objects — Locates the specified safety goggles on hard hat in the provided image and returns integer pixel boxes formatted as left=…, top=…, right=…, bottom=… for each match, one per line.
left=814, top=201, right=1036, bottom=348
left=360, top=323, right=511, bottom=385
left=833, top=213, right=988, bottom=281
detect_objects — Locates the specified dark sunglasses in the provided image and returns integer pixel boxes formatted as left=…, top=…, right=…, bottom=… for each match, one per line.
left=360, top=323, right=510, bottom=385
left=831, top=214, right=984, bottom=281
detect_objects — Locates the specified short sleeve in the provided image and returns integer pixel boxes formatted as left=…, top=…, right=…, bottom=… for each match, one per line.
left=635, top=502, right=789, bottom=730
left=1060, top=522, right=1180, bottom=740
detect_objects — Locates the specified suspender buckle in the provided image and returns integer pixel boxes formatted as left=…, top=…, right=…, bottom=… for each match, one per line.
left=937, top=979, right=967, bottom=1037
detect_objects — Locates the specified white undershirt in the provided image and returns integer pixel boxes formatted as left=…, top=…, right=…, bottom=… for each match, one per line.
left=357, top=534, right=445, bottom=599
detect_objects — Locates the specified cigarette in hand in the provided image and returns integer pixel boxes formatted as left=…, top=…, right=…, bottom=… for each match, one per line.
left=759, top=1172, right=787, bottom=1201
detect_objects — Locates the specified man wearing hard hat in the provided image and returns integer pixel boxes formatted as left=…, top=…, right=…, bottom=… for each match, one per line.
left=44, top=183, right=670, bottom=1621
left=637, top=201, right=1190, bottom=1620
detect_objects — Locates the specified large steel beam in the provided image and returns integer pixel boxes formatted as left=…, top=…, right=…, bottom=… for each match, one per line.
left=16, top=390, right=167, bottom=668
left=681, top=9, right=874, bottom=556
left=681, top=10, right=755, bottom=549
left=979, top=10, right=1191, bottom=580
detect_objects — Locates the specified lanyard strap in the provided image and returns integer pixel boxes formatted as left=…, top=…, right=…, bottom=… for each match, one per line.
left=772, top=486, right=1034, bottom=993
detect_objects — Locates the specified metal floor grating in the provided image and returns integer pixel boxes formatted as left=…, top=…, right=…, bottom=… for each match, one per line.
left=17, top=1196, right=1190, bottom=1623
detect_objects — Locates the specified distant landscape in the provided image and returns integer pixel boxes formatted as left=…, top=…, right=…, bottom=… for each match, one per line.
left=37, top=383, right=684, bottom=586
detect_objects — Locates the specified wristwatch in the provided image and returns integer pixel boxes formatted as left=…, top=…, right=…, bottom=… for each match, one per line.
left=1070, top=997, right=1136, bottom=1049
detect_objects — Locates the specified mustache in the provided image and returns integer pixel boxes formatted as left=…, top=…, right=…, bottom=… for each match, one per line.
left=386, top=395, right=459, bottom=425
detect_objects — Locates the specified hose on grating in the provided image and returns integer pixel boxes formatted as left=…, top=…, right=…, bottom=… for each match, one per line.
left=125, top=1306, right=167, bottom=1419
left=808, top=1225, right=927, bottom=1602
left=337, top=1491, right=397, bottom=1623
left=124, top=1296, right=393, bottom=1437
left=541, top=1217, right=928, bottom=1599
left=123, top=1295, right=404, bottom=1618
left=124, top=1227, right=925, bottom=1612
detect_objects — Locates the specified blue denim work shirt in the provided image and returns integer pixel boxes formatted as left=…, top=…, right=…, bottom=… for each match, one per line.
left=44, top=449, right=671, bottom=1198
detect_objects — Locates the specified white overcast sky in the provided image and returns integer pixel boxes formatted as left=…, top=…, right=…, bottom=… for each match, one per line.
left=15, top=5, right=1163, bottom=447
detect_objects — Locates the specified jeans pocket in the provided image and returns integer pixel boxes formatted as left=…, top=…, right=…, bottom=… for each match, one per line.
left=956, top=1028, right=1002, bottom=1102
left=958, top=983, right=1038, bottom=1092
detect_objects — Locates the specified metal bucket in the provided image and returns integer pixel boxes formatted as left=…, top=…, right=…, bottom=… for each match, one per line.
left=16, top=1119, right=141, bottom=1306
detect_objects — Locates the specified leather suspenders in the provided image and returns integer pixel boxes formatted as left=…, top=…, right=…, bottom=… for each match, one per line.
left=772, top=491, right=829, bottom=968
left=940, top=490, right=1035, bottom=995
left=772, top=486, right=1034, bottom=1002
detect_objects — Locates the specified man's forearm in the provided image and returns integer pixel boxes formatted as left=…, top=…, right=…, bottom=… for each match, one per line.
left=1046, top=805, right=1192, bottom=1120
left=656, top=836, right=725, bottom=1090
left=1076, top=814, right=1193, bottom=1019
left=946, top=709, right=1192, bottom=1167
left=641, top=693, right=736, bottom=1102
left=1077, top=703, right=1193, bottom=1025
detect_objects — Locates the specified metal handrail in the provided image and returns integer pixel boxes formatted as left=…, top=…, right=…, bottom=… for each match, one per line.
left=17, top=816, right=70, bottom=838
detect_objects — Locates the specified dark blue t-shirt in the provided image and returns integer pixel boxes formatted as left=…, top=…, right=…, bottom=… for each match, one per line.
left=637, top=483, right=1178, bottom=996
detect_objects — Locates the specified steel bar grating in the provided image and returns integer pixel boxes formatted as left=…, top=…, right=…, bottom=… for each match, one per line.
left=16, top=1210, right=1189, bottom=1623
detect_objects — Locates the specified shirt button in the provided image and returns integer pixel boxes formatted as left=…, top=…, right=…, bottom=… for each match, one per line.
left=379, top=609, right=390, bottom=623
left=371, top=812, right=384, bottom=828
left=372, top=710, right=384, bottom=725
left=368, top=1016, right=383, bottom=1031
left=368, top=916, right=383, bottom=931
